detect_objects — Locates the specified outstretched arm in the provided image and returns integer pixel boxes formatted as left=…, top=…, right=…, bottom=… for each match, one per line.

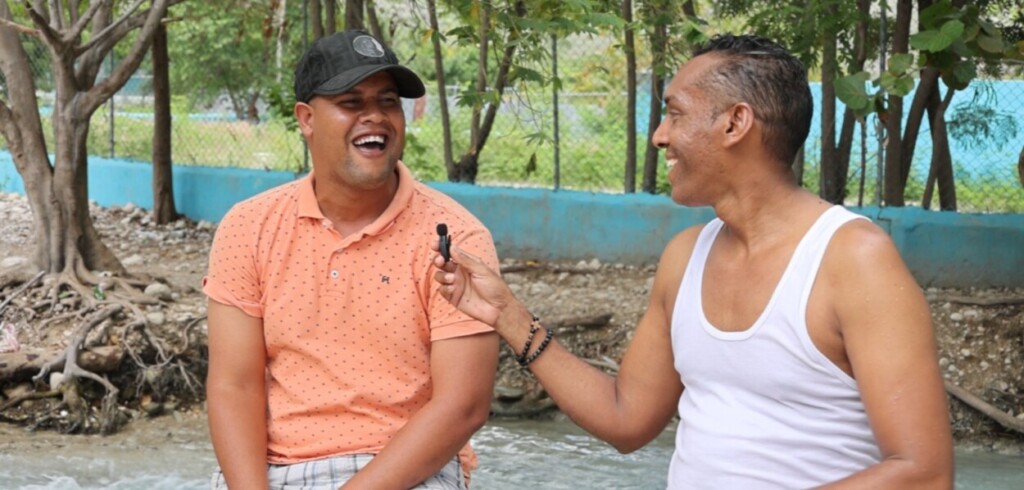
left=433, top=232, right=697, bottom=452
left=817, top=222, right=953, bottom=489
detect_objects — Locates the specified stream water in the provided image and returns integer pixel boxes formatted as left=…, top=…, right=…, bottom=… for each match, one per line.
left=0, top=416, right=1021, bottom=489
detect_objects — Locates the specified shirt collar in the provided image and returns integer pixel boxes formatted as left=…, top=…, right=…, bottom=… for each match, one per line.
left=296, top=161, right=415, bottom=237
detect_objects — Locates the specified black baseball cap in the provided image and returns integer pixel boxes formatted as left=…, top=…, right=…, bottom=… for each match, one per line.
left=294, top=30, right=426, bottom=103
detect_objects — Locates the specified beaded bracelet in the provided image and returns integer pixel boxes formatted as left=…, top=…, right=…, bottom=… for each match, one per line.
left=515, top=316, right=541, bottom=366
left=522, top=326, right=554, bottom=367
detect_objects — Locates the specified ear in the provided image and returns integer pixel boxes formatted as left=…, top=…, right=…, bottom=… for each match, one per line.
left=294, top=102, right=314, bottom=137
left=721, top=102, right=755, bottom=148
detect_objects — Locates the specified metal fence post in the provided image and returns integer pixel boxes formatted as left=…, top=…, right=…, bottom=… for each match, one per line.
left=552, top=34, right=561, bottom=191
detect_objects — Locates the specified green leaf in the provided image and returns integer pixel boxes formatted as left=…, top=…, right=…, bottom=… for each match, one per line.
left=510, top=66, right=545, bottom=84
left=978, top=19, right=999, bottom=37
left=953, top=60, right=977, bottom=85
left=834, top=72, right=871, bottom=111
left=976, top=34, right=1004, bottom=54
left=93, top=286, right=106, bottom=301
left=888, top=53, right=914, bottom=74
left=910, top=20, right=964, bottom=52
left=919, top=0, right=958, bottom=29
left=880, top=72, right=915, bottom=97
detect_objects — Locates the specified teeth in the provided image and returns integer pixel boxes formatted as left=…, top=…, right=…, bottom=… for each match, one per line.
left=666, top=158, right=677, bottom=169
left=354, top=135, right=385, bottom=145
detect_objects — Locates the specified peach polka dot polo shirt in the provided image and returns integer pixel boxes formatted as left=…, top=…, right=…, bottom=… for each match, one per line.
left=203, top=162, right=498, bottom=473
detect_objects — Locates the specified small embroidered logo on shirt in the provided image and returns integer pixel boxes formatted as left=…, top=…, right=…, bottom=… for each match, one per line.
left=381, top=275, right=390, bottom=284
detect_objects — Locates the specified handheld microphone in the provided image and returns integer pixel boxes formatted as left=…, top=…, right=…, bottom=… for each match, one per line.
left=437, top=223, right=452, bottom=262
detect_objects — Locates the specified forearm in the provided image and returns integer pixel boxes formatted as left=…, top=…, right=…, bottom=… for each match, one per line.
left=340, top=399, right=488, bottom=489
left=208, top=384, right=269, bottom=490
left=493, top=303, right=647, bottom=451
left=817, top=458, right=953, bottom=490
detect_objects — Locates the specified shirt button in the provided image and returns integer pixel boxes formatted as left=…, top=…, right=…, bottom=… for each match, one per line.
left=336, top=248, right=344, bottom=253
left=330, top=270, right=339, bottom=278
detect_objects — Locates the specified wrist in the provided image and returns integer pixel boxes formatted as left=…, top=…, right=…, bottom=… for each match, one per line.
left=493, top=302, right=533, bottom=340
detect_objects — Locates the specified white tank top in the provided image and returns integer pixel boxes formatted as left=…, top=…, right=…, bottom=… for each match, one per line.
left=667, top=206, right=881, bottom=489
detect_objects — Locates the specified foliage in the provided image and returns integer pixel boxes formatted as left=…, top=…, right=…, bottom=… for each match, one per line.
left=836, top=0, right=1024, bottom=117
left=167, top=1, right=304, bottom=120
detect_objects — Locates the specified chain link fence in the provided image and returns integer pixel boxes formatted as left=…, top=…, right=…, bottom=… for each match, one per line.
left=6, top=25, right=1023, bottom=214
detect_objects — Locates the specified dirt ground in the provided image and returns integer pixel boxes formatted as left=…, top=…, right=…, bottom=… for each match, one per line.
left=0, top=191, right=1022, bottom=455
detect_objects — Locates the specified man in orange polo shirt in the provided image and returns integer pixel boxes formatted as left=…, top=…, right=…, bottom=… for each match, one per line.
left=204, top=30, right=499, bottom=490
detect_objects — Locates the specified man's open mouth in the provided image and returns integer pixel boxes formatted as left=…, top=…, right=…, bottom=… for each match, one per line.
left=353, top=134, right=387, bottom=151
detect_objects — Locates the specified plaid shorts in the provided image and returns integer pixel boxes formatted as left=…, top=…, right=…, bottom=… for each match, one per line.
left=211, top=453, right=465, bottom=489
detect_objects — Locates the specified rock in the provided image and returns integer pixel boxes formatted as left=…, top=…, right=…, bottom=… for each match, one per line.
left=0, top=256, right=28, bottom=268
left=950, top=312, right=964, bottom=322
left=146, top=312, right=166, bottom=326
left=494, top=385, right=525, bottom=402
left=122, top=254, right=145, bottom=266
left=528, top=282, right=555, bottom=297
left=49, top=372, right=65, bottom=389
left=144, top=283, right=173, bottom=301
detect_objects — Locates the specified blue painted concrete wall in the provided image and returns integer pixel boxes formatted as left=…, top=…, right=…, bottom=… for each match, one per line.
left=1, top=152, right=1021, bottom=288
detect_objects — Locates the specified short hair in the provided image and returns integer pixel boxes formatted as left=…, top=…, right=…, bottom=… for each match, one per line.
left=692, top=34, right=813, bottom=165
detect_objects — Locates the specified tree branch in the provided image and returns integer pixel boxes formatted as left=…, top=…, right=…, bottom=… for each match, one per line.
left=945, top=379, right=1024, bottom=434
left=80, top=0, right=171, bottom=114
left=24, top=1, right=63, bottom=49
left=0, top=17, right=41, bottom=37
left=74, top=0, right=146, bottom=55
left=49, top=0, right=65, bottom=30
left=64, top=0, right=106, bottom=45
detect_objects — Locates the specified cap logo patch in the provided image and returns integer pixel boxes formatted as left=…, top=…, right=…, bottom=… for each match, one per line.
left=353, top=35, right=385, bottom=57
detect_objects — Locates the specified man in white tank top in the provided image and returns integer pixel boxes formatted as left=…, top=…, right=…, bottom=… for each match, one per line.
left=432, top=34, right=953, bottom=489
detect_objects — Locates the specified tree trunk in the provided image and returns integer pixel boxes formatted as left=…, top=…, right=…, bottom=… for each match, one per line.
left=828, top=0, right=869, bottom=204
left=883, top=0, right=913, bottom=206
left=274, top=0, right=288, bottom=83
left=641, top=0, right=670, bottom=194
left=1018, top=143, right=1024, bottom=188
left=309, top=0, right=324, bottom=40
left=366, top=0, right=384, bottom=41
left=819, top=10, right=842, bottom=203
left=792, top=147, right=805, bottom=186
left=425, top=0, right=454, bottom=179
left=467, top=1, right=490, bottom=180
left=453, top=0, right=524, bottom=183
left=900, top=68, right=940, bottom=187
left=622, top=0, right=637, bottom=194
left=922, top=88, right=957, bottom=210
left=325, top=0, right=337, bottom=34
left=151, top=23, right=178, bottom=225
left=0, top=0, right=171, bottom=276
left=344, top=0, right=363, bottom=31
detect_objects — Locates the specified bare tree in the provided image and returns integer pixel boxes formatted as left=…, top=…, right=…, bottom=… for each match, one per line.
left=0, top=0, right=176, bottom=280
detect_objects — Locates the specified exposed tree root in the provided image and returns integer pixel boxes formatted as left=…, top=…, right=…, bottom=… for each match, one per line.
left=0, top=271, right=44, bottom=317
left=0, top=268, right=206, bottom=435
left=945, top=379, right=1024, bottom=435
